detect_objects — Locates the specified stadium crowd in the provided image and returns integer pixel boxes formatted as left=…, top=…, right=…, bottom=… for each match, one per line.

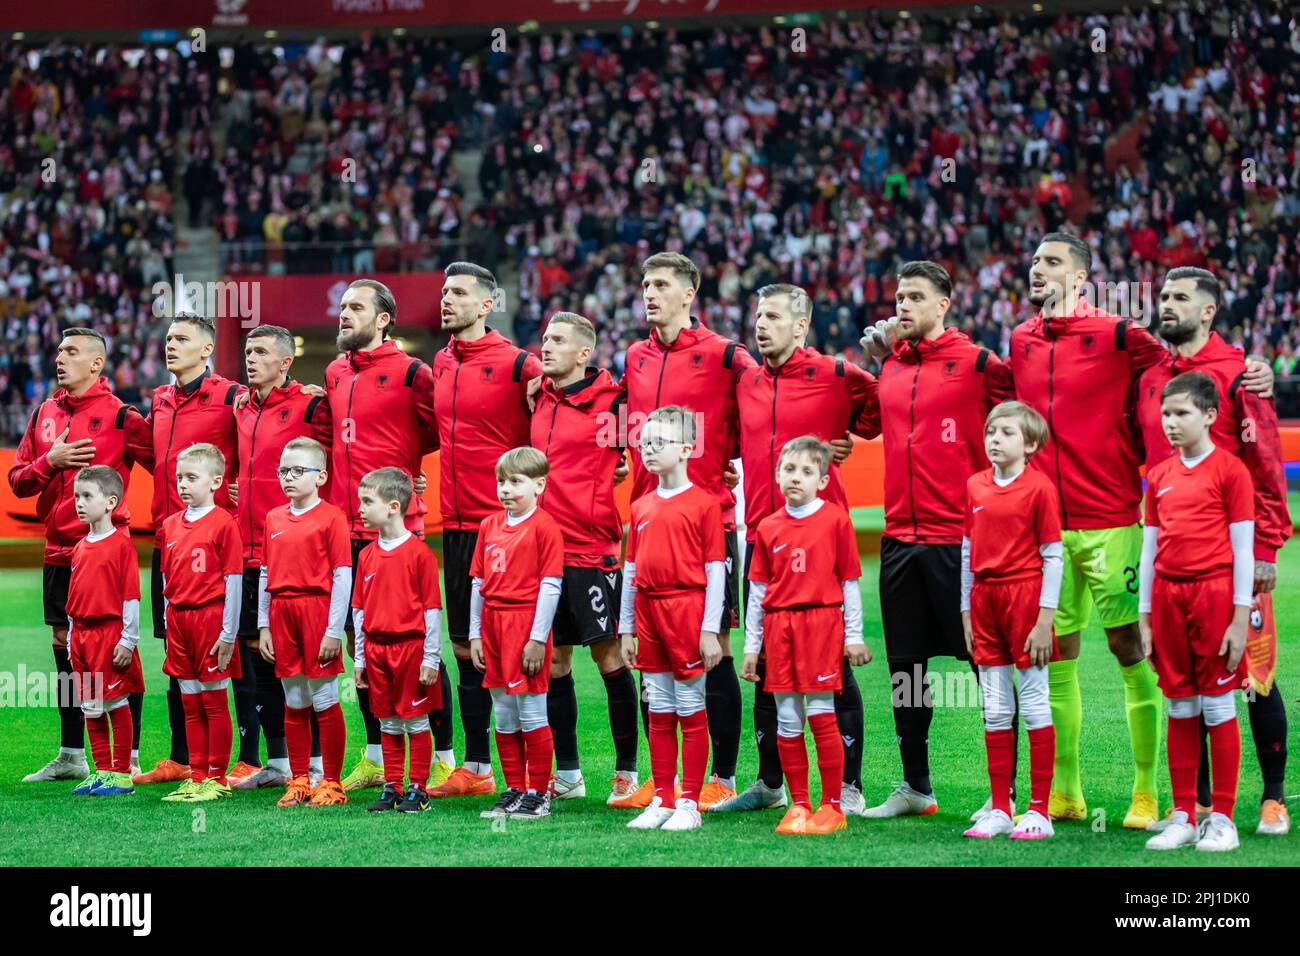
left=3, top=1, right=1300, bottom=442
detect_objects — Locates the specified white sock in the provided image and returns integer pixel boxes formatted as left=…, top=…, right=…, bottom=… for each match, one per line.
left=557, top=768, right=582, bottom=783
left=365, top=744, right=383, bottom=764
left=717, top=775, right=735, bottom=791
left=130, top=749, right=140, bottom=762
left=464, top=761, right=491, bottom=776
left=436, top=749, right=455, bottom=766
left=617, top=769, right=639, bottom=783
left=309, top=755, right=323, bottom=773
left=267, top=757, right=290, bottom=773
left=60, top=747, right=83, bottom=759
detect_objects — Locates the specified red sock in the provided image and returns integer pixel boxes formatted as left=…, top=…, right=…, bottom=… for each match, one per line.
left=1207, top=714, right=1242, bottom=818
left=678, top=709, right=709, bottom=804
left=1027, top=725, right=1055, bottom=815
left=181, top=693, right=209, bottom=782
left=381, top=732, right=406, bottom=787
left=315, top=704, right=346, bottom=782
left=284, top=706, right=312, bottom=779
left=523, top=727, right=553, bottom=793
left=809, top=713, right=844, bottom=809
left=984, top=728, right=1015, bottom=815
left=494, top=730, right=526, bottom=791
left=777, top=733, right=811, bottom=810
left=648, top=710, right=678, bottom=808
left=408, top=730, right=433, bottom=788
left=201, top=689, right=232, bottom=783
left=1167, top=714, right=1201, bottom=818
left=86, top=714, right=111, bottom=771
left=109, top=703, right=134, bottom=774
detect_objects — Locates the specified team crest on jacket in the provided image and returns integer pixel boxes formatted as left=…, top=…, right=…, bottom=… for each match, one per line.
left=943, top=360, right=958, bottom=377
left=198, top=392, right=211, bottom=407
left=481, top=366, right=495, bottom=382
left=803, top=365, right=817, bottom=379
left=1081, top=334, right=1096, bottom=355
left=88, top=416, right=103, bottom=435
left=278, top=408, right=291, bottom=424
left=376, top=374, right=389, bottom=389
left=690, top=354, right=704, bottom=369
left=637, top=356, right=647, bottom=370
left=1024, top=341, right=1033, bottom=356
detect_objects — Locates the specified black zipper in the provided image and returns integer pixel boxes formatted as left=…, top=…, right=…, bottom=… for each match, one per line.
left=449, top=348, right=462, bottom=525
left=244, top=397, right=265, bottom=562
left=539, top=398, right=561, bottom=511
left=1047, top=337, right=1067, bottom=529
left=344, top=373, right=358, bottom=530
left=59, top=407, right=73, bottom=531
left=162, top=392, right=183, bottom=519
left=907, top=353, right=921, bottom=537
left=768, top=369, right=779, bottom=517
left=653, top=343, right=669, bottom=407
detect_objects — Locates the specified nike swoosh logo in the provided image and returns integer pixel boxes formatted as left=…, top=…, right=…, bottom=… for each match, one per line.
left=206, top=664, right=219, bottom=672
left=166, top=542, right=177, bottom=548
left=508, top=679, right=524, bottom=688
left=816, top=672, right=836, bottom=682
left=270, top=531, right=283, bottom=538
left=1216, top=675, right=1237, bottom=686
left=106, top=680, right=121, bottom=690
left=1156, top=487, right=1172, bottom=497
left=773, top=544, right=788, bottom=552
left=411, top=696, right=428, bottom=706
left=70, top=565, right=79, bottom=573
left=686, top=659, right=703, bottom=668
left=637, top=521, right=649, bottom=532
left=364, top=573, right=375, bottom=582
left=972, top=506, right=984, bottom=513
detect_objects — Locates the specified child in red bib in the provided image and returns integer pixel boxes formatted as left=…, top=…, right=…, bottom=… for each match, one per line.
left=470, top=447, right=566, bottom=821
left=67, top=466, right=144, bottom=797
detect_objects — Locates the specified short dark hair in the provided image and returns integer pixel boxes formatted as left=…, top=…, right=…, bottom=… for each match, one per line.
left=74, top=464, right=123, bottom=502
left=1164, top=267, right=1221, bottom=306
left=172, top=313, right=217, bottom=343
left=1039, top=231, right=1091, bottom=271
left=641, top=252, right=701, bottom=292
left=897, top=260, right=953, bottom=297
left=756, top=283, right=811, bottom=318
left=444, top=261, right=498, bottom=298
left=246, top=324, right=295, bottom=357
left=61, top=328, right=107, bottom=353
left=359, top=466, right=413, bottom=514
left=778, top=436, right=833, bottom=476
left=1162, top=370, right=1219, bottom=413
left=347, top=279, right=397, bottom=340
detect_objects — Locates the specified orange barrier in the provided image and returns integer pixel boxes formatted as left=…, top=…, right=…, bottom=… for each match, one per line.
left=1, top=431, right=1296, bottom=542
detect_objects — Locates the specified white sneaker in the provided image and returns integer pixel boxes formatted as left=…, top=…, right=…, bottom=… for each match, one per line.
left=234, top=765, right=292, bottom=790
left=969, top=795, right=1016, bottom=822
left=549, top=771, right=586, bottom=800
left=863, top=784, right=937, bottom=818
left=1196, top=812, right=1240, bottom=852
left=707, top=778, right=788, bottom=812
left=660, top=799, right=703, bottom=831
left=607, top=771, right=638, bottom=806
left=1010, top=809, right=1054, bottom=840
left=23, top=753, right=88, bottom=782
left=628, top=796, right=675, bottom=830
left=1145, top=810, right=1198, bottom=850
left=840, top=782, right=867, bottom=818
left=963, top=808, right=1014, bottom=838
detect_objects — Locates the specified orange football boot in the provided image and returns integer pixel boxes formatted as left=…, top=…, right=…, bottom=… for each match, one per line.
left=806, top=804, right=848, bottom=834
left=428, top=767, right=496, bottom=798
left=276, top=776, right=314, bottom=808
left=609, top=776, right=656, bottom=809
left=306, top=780, right=348, bottom=807
left=698, top=774, right=736, bottom=810
left=226, top=762, right=261, bottom=786
left=132, top=758, right=190, bottom=785
left=775, top=804, right=814, bottom=834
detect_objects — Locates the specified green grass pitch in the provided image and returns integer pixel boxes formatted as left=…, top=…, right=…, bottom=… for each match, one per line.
left=1, top=518, right=1297, bottom=867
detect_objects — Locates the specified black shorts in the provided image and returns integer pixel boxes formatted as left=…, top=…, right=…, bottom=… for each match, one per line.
left=878, top=537, right=968, bottom=662
left=721, top=529, right=740, bottom=632
left=150, top=547, right=166, bottom=640
left=238, top=566, right=262, bottom=641
left=552, top=562, right=621, bottom=647
left=42, top=563, right=71, bottom=628
left=442, top=528, right=478, bottom=643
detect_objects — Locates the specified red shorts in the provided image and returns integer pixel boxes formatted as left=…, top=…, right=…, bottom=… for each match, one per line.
left=69, top=619, right=145, bottom=700
left=970, top=575, right=1058, bottom=670
left=634, top=590, right=705, bottom=681
left=762, top=606, right=844, bottom=693
left=482, top=604, right=551, bottom=694
left=163, top=603, right=241, bottom=681
left=1151, top=575, right=1245, bottom=698
left=364, top=638, right=440, bottom=719
left=269, top=592, right=344, bottom=679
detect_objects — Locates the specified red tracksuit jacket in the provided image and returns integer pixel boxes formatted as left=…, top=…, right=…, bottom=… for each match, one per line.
left=878, top=329, right=1016, bottom=544
left=146, top=369, right=244, bottom=547
left=8, top=377, right=153, bottom=566
left=1009, top=301, right=1167, bottom=530
left=736, top=346, right=880, bottom=543
left=622, top=318, right=755, bottom=528
left=325, top=340, right=439, bottom=539
left=1136, top=332, right=1291, bottom=562
left=531, top=367, right=625, bottom=567
left=433, top=330, right=542, bottom=532
left=235, top=379, right=334, bottom=567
